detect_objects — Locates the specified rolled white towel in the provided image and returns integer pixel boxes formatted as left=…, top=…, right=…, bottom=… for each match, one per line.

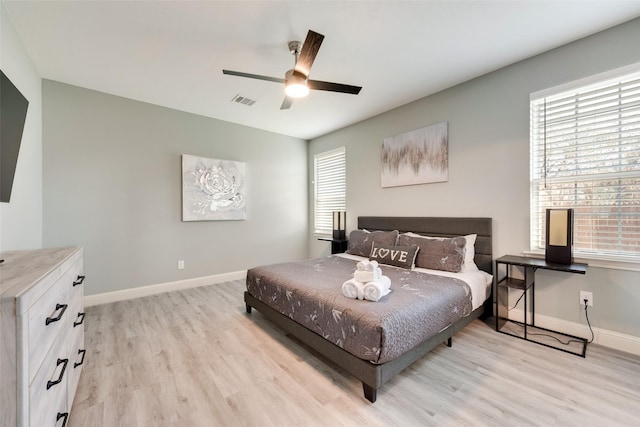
left=356, top=260, right=379, bottom=271
left=354, top=267, right=382, bottom=283
left=363, top=276, right=392, bottom=302
left=342, top=278, right=364, bottom=300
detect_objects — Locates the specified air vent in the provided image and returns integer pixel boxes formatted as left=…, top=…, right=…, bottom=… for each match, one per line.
left=231, top=94, right=256, bottom=106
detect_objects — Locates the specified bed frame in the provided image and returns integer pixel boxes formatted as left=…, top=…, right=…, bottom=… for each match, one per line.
left=244, top=216, right=493, bottom=403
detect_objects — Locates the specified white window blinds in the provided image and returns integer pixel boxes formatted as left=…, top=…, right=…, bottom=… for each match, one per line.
left=314, top=147, right=346, bottom=236
left=530, top=68, right=640, bottom=261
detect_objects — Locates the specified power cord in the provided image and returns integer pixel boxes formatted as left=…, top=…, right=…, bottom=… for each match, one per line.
left=526, top=298, right=594, bottom=346
left=497, top=288, right=526, bottom=311
left=583, top=298, right=595, bottom=344
left=527, top=331, right=585, bottom=346
left=501, top=293, right=594, bottom=347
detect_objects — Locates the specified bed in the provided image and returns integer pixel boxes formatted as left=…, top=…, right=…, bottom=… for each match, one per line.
left=244, top=216, right=493, bottom=402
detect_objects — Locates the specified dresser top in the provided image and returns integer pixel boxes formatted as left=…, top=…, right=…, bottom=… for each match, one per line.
left=0, top=247, right=82, bottom=302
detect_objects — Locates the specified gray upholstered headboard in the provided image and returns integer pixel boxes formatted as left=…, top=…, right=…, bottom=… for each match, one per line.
left=357, top=216, right=493, bottom=274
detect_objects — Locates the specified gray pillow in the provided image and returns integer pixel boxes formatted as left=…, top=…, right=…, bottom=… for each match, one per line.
left=398, top=234, right=465, bottom=272
left=369, top=242, right=418, bottom=270
left=346, top=229, right=399, bottom=257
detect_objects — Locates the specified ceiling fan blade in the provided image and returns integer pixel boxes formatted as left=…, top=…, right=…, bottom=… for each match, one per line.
left=280, top=97, right=294, bottom=110
left=308, top=79, right=362, bottom=95
left=294, top=30, right=324, bottom=78
left=222, top=69, right=284, bottom=84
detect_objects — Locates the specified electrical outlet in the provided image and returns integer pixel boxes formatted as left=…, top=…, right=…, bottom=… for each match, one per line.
left=177, top=260, right=185, bottom=270
left=580, top=291, right=593, bottom=307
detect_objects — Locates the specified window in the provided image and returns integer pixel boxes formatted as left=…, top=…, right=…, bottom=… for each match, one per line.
left=314, top=147, right=346, bottom=236
left=530, top=66, right=640, bottom=262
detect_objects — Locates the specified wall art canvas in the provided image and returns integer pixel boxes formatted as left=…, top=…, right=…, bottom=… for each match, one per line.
left=381, top=122, right=448, bottom=188
left=182, top=154, right=246, bottom=221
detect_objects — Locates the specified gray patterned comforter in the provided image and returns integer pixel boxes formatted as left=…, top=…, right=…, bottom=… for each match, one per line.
left=246, top=256, right=472, bottom=364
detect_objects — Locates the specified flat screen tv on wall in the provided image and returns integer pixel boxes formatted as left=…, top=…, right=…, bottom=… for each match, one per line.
left=0, top=69, right=29, bottom=203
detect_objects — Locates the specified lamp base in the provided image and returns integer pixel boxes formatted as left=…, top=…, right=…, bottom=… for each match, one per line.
left=545, top=249, right=573, bottom=265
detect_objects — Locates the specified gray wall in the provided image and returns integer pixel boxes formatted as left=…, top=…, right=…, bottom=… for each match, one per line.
left=43, top=81, right=308, bottom=296
left=309, top=18, right=640, bottom=339
left=0, top=4, right=42, bottom=252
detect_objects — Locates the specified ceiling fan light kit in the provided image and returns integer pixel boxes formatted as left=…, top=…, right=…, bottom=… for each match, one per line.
left=284, top=70, right=309, bottom=98
left=222, top=30, right=362, bottom=110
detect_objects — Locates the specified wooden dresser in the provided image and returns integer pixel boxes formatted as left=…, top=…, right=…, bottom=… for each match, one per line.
left=1, top=247, right=86, bottom=427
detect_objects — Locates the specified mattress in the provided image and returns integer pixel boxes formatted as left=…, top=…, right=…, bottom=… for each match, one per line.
left=338, top=253, right=492, bottom=311
left=245, top=255, right=491, bottom=364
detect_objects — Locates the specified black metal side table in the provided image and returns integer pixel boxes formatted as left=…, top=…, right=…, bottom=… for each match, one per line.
left=494, top=255, right=588, bottom=357
left=318, top=237, right=349, bottom=254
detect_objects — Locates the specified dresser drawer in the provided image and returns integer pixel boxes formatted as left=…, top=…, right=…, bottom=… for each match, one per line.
left=31, top=394, right=68, bottom=427
left=31, top=391, right=67, bottom=427
left=67, top=325, right=85, bottom=409
left=68, top=269, right=85, bottom=308
left=27, top=278, right=70, bottom=383
left=29, top=332, right=69, bottom=427
left=67, top=266, right=85, bottom=411
left=67, top=288, right=85, bottom=339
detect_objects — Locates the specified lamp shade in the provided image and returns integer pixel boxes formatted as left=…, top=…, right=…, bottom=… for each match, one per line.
left=545, top=208, right=573, bottom=264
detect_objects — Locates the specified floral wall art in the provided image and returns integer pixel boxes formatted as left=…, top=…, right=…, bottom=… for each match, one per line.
left=182, top=154, right=246, bottom=221
left=381, top=122, right=448, bottom=188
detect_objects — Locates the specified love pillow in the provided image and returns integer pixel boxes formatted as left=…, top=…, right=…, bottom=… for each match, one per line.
left=369, top=242, right=418, bottom=270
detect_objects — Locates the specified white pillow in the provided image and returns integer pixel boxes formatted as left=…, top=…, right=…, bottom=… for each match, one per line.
left=403, top=232, right=478, bottom=272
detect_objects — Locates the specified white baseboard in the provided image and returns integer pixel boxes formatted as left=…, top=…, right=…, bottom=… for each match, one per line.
left=507, top=309, right=640, bottom=356
left=84, top=270, right=247, bottom=307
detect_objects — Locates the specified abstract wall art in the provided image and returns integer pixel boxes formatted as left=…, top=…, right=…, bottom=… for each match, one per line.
left=182, top=154, right=246, bottom=221
left=381, top=122, right=448, bottom=188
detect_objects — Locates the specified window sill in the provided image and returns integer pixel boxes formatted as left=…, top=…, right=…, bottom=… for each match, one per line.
left=522, top=250, right=640, bottom=272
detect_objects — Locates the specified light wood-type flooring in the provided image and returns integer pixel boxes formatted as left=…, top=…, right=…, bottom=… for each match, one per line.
left=68, top=280, right=640, bottom=427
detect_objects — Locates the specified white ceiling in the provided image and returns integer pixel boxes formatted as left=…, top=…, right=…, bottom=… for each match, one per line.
left=4, top=1, right=640, bottom=140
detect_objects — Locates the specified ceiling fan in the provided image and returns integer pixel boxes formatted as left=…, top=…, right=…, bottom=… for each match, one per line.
left=223, top=30, right=362, bottom=110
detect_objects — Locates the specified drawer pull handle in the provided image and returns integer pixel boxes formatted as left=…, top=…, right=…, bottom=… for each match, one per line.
left=47, top=358, right=69, bottom=389
left=74, top=312, right=86, bottom=327
left=45, top=304, right=68, bottom=325
left=74, top=348, right=86, bottom=368
left=73, top=275, right=86, bottom=286
left=57, top=412, right=69, bottom=427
